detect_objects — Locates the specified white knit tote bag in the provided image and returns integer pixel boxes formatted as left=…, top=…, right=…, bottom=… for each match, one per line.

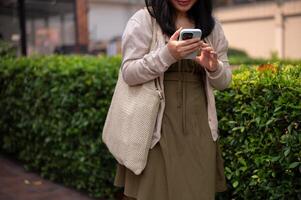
left=102, top=10, right=163, bottom=175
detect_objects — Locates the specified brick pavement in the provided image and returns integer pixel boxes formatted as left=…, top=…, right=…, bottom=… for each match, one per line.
left=0, top=154, right=117, bottom=200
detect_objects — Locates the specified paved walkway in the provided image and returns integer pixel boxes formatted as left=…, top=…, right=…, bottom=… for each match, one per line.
left=0, top=154, right=120, bottom=200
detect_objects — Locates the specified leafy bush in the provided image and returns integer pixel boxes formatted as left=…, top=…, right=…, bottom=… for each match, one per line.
left=0, top=55, right=121, bottom=199
left=0, top=40, right=17, bottom=58
left=0, top=56, right=300, bottom=199
left=229, top=56, right=265, bottom=66
left=228, top=47, right=301, bottom=66
left=229, top=55, right=301, bottom=66
left=216, top=64, right=301, bottom=199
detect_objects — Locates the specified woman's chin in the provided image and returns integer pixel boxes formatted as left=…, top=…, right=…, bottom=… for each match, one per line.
left=176, top=6, right=191, bottom=13
left=171, top=0, right=196, bottom=13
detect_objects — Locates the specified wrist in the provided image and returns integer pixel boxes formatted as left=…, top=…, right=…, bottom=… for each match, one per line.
left=207, top=63, right=218, bottom=73
left=206, top=60, right=224, bottom=79
left=167, top=42, right=182, bottom=61
left=161, top=45, right=178, bottom=66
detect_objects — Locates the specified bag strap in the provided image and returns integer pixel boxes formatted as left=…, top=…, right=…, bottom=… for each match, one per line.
left=146, top=7, right=162, bottom=91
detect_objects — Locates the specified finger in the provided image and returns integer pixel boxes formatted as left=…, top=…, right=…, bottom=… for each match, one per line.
left=210, top=51, right=218, bottom=59
left=200, top=49, right=211, bottom=57
left=181, top=46, right=201, bottom=57
left=194, top=56, right=201, bottom=63
left=210, top=50, right=217, bottom=55
left=201, top=42, right=210, bottom=48
left=180, top=37, right=201, bottom=46
left=170, top=27, right=183, bottom=41
left=179, top=41, right=202, bottom=52
left=201, top=46, right=214, bottom=52
left=177, top=38, right=201, bottom=49
left=178, top=38, right=200, bottom=47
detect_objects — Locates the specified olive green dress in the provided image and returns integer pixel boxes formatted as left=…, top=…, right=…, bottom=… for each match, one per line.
left=114, top=59, right=228, bottom=200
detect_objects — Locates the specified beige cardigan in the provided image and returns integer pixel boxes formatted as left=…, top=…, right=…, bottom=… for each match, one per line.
left=121, top=8, right=232, bottom=149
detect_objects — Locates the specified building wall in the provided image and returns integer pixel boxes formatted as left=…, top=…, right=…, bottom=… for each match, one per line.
left=214, top=0, right=301, bottom=59
left=88, top=0, right=143, bottom=42
left=220, top=19, right=275, bottom=58
left=285, top=15, right=301, bottom=59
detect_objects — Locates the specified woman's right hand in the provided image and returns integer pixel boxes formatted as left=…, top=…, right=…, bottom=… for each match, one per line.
left=167, top=27, right=202, bottom=60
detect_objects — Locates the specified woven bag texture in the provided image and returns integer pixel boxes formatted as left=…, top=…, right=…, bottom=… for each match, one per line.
left=102, top=10, right=162, bottom=175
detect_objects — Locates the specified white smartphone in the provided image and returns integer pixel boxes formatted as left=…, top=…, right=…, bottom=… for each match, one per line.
left=179, top=29, right=202, bottom=59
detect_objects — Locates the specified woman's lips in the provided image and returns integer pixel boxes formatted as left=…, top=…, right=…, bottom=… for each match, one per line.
left=176, top=0, right=191, bottom=6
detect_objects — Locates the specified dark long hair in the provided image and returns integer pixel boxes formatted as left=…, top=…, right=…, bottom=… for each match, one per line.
left=145, top=0, right=215, bottom=39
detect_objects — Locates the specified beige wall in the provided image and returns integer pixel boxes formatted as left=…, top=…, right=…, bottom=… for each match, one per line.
left=215, top=0, right=301, bottom=59
left=285, top=15, right=301, bottom=59
left=221, top=19, right=275, bottom=58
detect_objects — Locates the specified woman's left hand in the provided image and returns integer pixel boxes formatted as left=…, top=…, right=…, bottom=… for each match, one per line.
left=194, top=41, right=218, bottom=72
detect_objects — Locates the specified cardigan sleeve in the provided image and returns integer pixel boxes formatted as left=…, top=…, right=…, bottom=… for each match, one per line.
left=120, top=9, right=177, bottom=86
left=205, top=19, right=232, bottom=90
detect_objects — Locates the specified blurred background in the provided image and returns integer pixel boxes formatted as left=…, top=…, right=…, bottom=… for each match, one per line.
left=0, top=2, right=300, bottom=199
left=0, top=0, right=300, bottom=59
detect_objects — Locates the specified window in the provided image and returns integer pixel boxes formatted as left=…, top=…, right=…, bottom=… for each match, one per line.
left=0, top=0, right=76, bottom=56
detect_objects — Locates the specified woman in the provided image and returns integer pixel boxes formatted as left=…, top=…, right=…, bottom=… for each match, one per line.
left=114, top=0, right=232, bottom=199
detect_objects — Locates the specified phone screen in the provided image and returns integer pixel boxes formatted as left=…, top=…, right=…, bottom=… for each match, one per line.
left=182, top=33, right=193, bottom=40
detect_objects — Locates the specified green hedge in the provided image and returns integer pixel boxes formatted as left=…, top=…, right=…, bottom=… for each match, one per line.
left=0, top=55, right=300, bottom=199
left=229, top=56, right=301, bottom=66
left=228, top=47, right=301, bottom=66
left=0, top=55, right=121, bottom=199
left=216, top=64, right=301, bottom=199
left=0, top=40, right=17, bottom=58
